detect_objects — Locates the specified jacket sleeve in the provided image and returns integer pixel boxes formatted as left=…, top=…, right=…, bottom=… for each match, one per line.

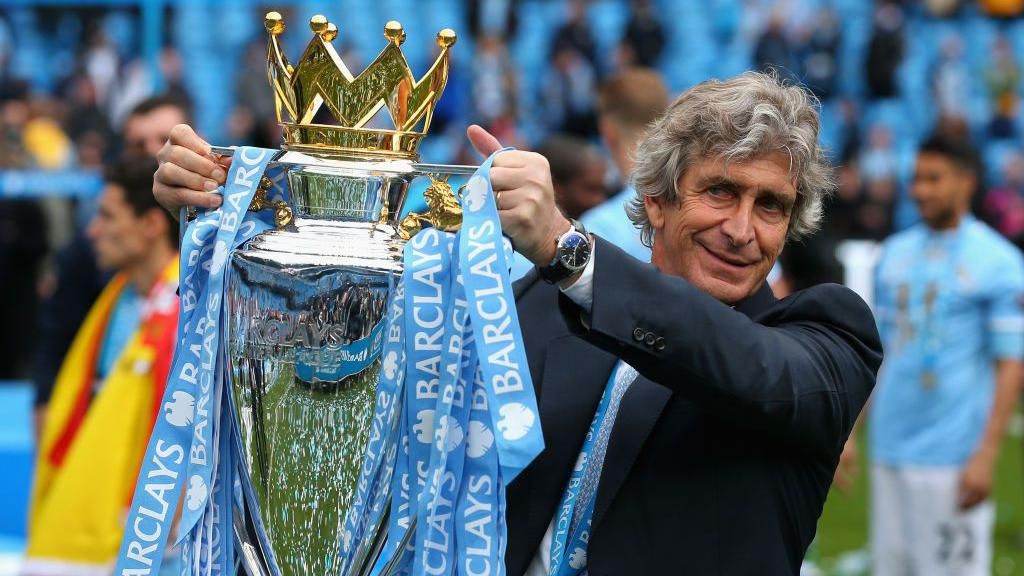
left=558, top=238, right=883, bottom=457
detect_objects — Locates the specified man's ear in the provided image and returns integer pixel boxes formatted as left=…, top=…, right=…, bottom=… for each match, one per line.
left=645, top=194, right=665, bottom=230
left=142, top=207, right=170, bottom=244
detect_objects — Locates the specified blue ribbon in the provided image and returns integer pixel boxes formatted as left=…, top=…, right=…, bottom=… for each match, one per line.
left=114, top=146, right=276, bottom=576
left=455, top=363, right=503, bottom=576
left=364, top=149, right=543, bottom=576
left=459, top=151, right=544, bottom=483
left=415, top=245, right=473, bottom=575
left=341, top=273, right=407, bottom=571
left=548, top=361, right=636, bottom=576
left=548, top=371, right=613, bottom=576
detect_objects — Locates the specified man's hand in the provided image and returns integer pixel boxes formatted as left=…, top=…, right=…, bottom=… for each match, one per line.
left=153, top=124, right=230, bottom=215
left=958, top=448, right=995, bottom=510
left=466, top=125, right=569, bottom=267
left=833, top=436, right=859, bottom=493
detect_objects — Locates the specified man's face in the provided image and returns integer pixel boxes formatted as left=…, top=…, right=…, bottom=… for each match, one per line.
left=559, top=157, right=608, bottom=219
left=87, top=184, right=151, bottom=271
left=646, top=153, right=796, bottom=304
left=123, top=105, right=187, bottom=157
left=911, top=152, right=972, bottom=229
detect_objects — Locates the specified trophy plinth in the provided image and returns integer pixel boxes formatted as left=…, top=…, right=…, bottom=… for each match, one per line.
left=221, top=13, right=467, bottom=575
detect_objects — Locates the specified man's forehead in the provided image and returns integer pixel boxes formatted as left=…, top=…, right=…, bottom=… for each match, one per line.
left=101, top=183, right=128, bottom=206
left=128, top=106, right=186, bottom=130
left=688, top=153, right=798, bottom=193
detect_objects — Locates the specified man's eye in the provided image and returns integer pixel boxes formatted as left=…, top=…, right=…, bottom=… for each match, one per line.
left=760, top=199, right=783, bottom=212
left=706, top=186, right=732, bottom=199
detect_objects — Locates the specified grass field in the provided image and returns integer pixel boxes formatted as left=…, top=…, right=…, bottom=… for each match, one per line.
left=812, top=425, right=1024, bottom=575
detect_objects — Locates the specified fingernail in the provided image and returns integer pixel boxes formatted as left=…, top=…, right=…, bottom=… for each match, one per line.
left=204, top=180, right=219, bottom=191
left=211, top=168, right=226, bottom=182
left=210, top=195, right=223, bottom=208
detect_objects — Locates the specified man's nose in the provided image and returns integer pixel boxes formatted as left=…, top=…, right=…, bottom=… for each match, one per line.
left=721, top=202, right=756, bottom=247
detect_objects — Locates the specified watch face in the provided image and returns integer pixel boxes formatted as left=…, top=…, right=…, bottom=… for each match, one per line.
left=558, top=231, right=591, bottom=270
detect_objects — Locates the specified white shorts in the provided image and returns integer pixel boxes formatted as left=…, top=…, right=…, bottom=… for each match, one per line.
left=871, top=464, right=994, bottom=576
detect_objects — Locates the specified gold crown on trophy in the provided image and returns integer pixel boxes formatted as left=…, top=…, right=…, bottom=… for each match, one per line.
left=264, top=11, right=456, bottom=159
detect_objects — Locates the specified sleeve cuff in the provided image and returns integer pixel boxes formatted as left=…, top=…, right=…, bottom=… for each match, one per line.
left=559, top=243, right=596, bottom=315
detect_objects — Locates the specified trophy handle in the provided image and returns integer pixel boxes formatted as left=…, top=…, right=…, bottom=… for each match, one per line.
left=208, top=145, right=479, bottom=177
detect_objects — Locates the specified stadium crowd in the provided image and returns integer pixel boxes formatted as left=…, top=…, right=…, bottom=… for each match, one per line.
left=5, top=0, right=1024, bottom=574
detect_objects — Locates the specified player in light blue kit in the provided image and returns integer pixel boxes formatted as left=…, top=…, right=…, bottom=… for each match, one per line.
left=865, top=134, right=1024, bottom=575
left=581, top=68, right=667, bottom=262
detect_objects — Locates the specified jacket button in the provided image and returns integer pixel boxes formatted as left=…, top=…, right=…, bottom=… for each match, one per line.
left=644, top=332, right=656, bottom=346
left=654, top=337, right=666, bottom=351
left=633, top=328, right=645, bottom=342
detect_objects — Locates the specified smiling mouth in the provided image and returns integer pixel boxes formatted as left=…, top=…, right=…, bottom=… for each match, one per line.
left=699, top=243, right=754, bottom=268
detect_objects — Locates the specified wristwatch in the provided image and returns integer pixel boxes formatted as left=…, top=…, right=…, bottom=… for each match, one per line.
left=538, top=219, right=593, bottom=284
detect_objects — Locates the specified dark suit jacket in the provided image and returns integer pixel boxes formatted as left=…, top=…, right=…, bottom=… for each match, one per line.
left=504, top=238, right=882, bottom=575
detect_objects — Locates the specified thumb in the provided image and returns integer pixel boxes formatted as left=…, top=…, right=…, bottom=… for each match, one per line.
left=467, top=124, right=503, bottom=159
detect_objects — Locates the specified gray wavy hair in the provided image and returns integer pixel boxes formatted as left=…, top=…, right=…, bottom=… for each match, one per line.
left=627, top=71, right=834, bottom=246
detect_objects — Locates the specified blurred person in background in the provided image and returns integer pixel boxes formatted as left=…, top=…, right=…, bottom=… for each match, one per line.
left=543, top=43, right=599, bottom=138
left=859, top=124, right=898, bottom=186
left=984, top=36, right=1019, bottom=140
left=981, top=150, right=1024, bottom=251
left=230, top=40, right=279, bottom=148
left=32, top=95, right=189, bottom=435
left=536, top=133, right=608, bottom=220
left=932, top=36, right=970, bottom=122
left=122, top=94, right=191, bottom=157
left=83, top=25, right=119, bottom=110
left=581, top=67, right=668, bottom=262
left=25, top=156, right=180, bottom=576
left=552, top=0, right=597, bottom=70
left=853, top=124, right=898, bottom=239
left=0, top=85, right=49, bottom=381
left=472, top=33, right=519, bottom=129
left=858, top=135, right=1024, bottom=576
left=62, top=73, right=113, bottom=159
left=771, top=234, right=844, bottom=298
left=926, top=0, right=965, bottom=17
left=754, top=13, right=795, bottom=78
left=798, top=6, right=840, bottom=101
left=467, top=0, right=519, bottom=40
left=545, top=0, right=599, bottom=137
left=865, top=2, right=904, bottom=100
left=620, top=0, right=666, bottom=68
left=980, top=0, right=1024, bottom=17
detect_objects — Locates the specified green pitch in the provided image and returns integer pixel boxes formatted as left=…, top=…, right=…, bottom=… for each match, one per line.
left=812, top=426, right=1024, bottom=575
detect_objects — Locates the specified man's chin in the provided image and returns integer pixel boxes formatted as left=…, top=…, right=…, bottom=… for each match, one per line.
left=692, top=275, right=755, bottom=305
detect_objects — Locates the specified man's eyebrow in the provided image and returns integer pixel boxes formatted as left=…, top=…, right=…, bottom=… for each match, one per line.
left=694, top=175, right=741, bottom=189
left=758, top=188, right=797, bottom=209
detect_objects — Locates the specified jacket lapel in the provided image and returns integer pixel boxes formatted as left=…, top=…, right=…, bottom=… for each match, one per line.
left=591, top=374, right=671, bottom=529
left=523, top=334, right=617, bottom=549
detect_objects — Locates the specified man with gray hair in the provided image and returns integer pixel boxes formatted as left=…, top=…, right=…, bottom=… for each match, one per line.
left=153, top=71, right=880, bottom=575
left=470, top=70, right=881, bottom=575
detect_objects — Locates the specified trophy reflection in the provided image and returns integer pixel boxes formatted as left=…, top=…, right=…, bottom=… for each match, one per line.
left=222, top=12, right=471, bottom=574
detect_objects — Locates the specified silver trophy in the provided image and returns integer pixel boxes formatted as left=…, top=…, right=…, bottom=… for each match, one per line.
left=216, top=12, right=472, bottom=574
